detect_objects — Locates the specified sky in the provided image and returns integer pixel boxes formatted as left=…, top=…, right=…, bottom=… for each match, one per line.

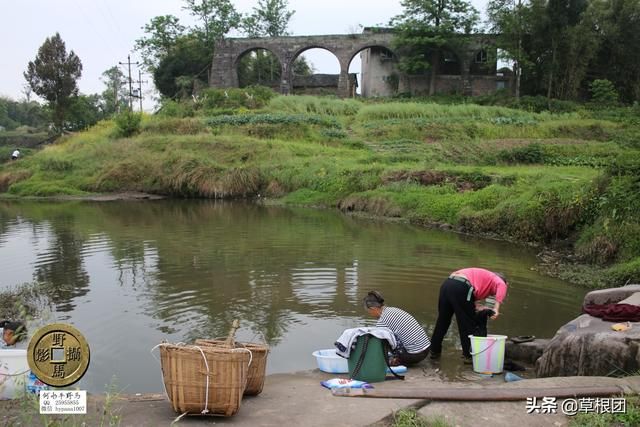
left=0, top=0, right=488, bottom=110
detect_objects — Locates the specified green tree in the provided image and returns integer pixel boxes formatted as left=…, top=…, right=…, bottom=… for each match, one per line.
left=153, top=35, right=211, bottom=98
left=239, top=0, right=312, bottom=88
left=588, top=0, right=640, bottom=103
left=65, top=94, right=103, bottom=131
left=243, top=0, right=294, bottom=37
left=487, top=0, right=531, bottom=99
left=391, top=0, right=479, bottom=95
left=182, top=0, right=241, bottom=46
left=134, top=15, right=185, bottom=72
left=542, top=0, right=593, bottom=100
left=100, top=66, right=128, bottom=116
left=24, top=33, right=82, bottom=132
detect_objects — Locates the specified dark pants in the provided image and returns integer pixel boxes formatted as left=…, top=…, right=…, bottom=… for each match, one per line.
left=395, top=347, right=430, bottom=366
left=430, top=278, right=478, bottom=358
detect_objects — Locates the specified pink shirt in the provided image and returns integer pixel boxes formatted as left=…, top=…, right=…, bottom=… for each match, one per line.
left=452, top=268, right=508, bottom=303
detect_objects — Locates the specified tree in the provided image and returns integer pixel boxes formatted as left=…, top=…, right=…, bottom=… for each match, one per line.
left=587, top=0, right=640, bottom=103
left=238, top=0, right=312, bottom=87
left=100, top=66, right=128, bottom=116
left=243, top=0, right=294, bottom=37
left=487, top=0, right=530, bottom=99
left=24, top=33, right=82, bottom=132
left=153, top=35, right=212, bottom=98
left=391, top=0, right=480, bottom=95
left=182, top=0, right=241, bottom=46
left=65, top=94, right=103, bottom=131
left=515, top=0, right=599, bottom=101
left=134, top=15, right=185, bottom=72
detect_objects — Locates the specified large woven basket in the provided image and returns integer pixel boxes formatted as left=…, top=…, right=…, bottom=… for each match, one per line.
left=158, top=343, right=251, bottom=416
left=195, top=338, right=269, bottom=396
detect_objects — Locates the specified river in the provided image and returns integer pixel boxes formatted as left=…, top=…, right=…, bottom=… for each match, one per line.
left=0, top=200, right=584, bottom=393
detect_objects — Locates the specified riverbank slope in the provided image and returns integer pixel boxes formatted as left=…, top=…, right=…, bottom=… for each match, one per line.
left=0, top=93, right=638, bottom=287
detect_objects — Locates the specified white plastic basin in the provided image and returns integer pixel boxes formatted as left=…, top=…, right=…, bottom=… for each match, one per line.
left=312, top=349, right=348, bottom=374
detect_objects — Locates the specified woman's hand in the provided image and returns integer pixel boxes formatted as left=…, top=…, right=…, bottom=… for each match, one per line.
left=490, top=302, right=501, bottom=320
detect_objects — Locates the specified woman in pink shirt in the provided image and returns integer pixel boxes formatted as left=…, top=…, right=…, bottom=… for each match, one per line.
left=429, top=268, right=508, bottom=362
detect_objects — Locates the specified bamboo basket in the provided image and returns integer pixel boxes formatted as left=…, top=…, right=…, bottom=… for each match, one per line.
left=195, top=338, right=269, bottom=396
left=157, top=321, right=252, bottom=416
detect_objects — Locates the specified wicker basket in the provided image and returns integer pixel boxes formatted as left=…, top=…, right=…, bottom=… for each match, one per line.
left=158, top=343, right=251, bottom=416
left=195, top=338, right=269, bottom=396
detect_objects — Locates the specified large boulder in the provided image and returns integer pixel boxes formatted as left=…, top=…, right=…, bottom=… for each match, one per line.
left=536, top=284, right=640, bottom=377
left=505, top=339, right=550, bottom=364
left=583, top=284, right=640, bottom=305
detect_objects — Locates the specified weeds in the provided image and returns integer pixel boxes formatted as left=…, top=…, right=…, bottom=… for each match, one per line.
left=392, top=408, right=452, bottom=427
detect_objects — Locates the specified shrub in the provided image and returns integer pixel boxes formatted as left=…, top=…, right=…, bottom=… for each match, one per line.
left=142, top=117, right=206, bottom=135
left=199, top=86, right=276, bottom=110
left=268, top=95, right=361, bottom=116
left=113, top=111, right=142, bottom=138
left=498, top=143, right=546, bottom=164
left=157, top=99, right=196, bottom=118
left=206, top=113, right=340, bottom=128
left=589, top=79, right=619, bottom=105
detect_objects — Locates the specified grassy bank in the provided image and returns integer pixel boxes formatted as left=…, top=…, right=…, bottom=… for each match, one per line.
left=0, top=91, right=638, bottom=288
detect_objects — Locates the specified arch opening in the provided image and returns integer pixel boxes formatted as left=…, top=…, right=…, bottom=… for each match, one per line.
left=236, top=48, right=283, bottom=89
left=290, top=47, right=341, bottom=96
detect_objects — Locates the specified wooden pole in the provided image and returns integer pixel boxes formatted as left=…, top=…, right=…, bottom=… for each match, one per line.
left=332, top=385, right=625, bottom=401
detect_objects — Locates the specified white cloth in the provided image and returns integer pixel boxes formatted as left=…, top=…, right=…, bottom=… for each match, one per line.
left=334, top=327, right=397, bottom=358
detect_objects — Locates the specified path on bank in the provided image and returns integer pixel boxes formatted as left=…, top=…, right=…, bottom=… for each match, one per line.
left=4, top=370, right=639, bottom=427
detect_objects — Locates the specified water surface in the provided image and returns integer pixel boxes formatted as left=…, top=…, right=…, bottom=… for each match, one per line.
left=0, top=200, right=584, bottom=392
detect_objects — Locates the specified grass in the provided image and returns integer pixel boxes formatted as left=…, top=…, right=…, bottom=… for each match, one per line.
left=0, top=95, right=638, bottom=288
left=6, top=377, right=123, bottom=426
left=392, top=409, right=452, bottom=427
left=568, top=395, right=640, bottom=427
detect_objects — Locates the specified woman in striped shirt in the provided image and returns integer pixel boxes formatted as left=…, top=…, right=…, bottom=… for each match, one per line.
left=363, top=291, right=431, bottom=365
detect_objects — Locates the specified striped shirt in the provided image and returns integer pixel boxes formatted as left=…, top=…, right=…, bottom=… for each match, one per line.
left=376, top=306, right=431, bottom=354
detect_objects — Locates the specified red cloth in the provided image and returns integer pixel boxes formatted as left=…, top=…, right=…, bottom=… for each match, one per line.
left=452, top=268, right=508, bottom=303
left=583, top=303, right=640, bottom=322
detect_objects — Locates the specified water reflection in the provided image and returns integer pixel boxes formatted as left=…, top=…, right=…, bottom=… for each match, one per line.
left=0, top=200, right=585, bottom=392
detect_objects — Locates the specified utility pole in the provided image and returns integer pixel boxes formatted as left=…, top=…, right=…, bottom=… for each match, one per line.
left=118, top=55, right=139, bottom=110
left=134, top=70, right=149, bottom=112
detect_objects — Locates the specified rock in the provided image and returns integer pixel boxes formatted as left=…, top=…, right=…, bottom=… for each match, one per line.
left=505, top=339, right=550, bottom=364
left=583, top=284, right=640, bottom=306
left=619, top=292, right=640, bottom=306
left=535, top=314, right=640, bottom=377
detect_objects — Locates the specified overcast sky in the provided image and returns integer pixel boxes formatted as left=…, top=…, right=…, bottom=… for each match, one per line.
left=0, top=0, right=488, bottom=108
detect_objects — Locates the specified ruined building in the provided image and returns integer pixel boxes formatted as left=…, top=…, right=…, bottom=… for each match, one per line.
left=210, top=28, right=511, bottom=98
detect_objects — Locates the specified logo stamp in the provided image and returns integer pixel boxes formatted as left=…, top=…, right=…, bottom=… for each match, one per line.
left=27, top=323, right=90, bottom=387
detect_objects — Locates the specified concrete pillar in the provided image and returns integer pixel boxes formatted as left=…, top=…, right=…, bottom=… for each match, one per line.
left=280, top=52, right=293, bottom=95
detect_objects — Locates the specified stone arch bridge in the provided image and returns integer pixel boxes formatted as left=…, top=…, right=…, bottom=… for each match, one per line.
left=210, top=32, right=395, bottom=98
left=209, top=32, right=503, bottom=98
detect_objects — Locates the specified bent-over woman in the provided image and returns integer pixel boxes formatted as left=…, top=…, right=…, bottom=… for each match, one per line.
left=363, top=291, right=431, bottom=365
